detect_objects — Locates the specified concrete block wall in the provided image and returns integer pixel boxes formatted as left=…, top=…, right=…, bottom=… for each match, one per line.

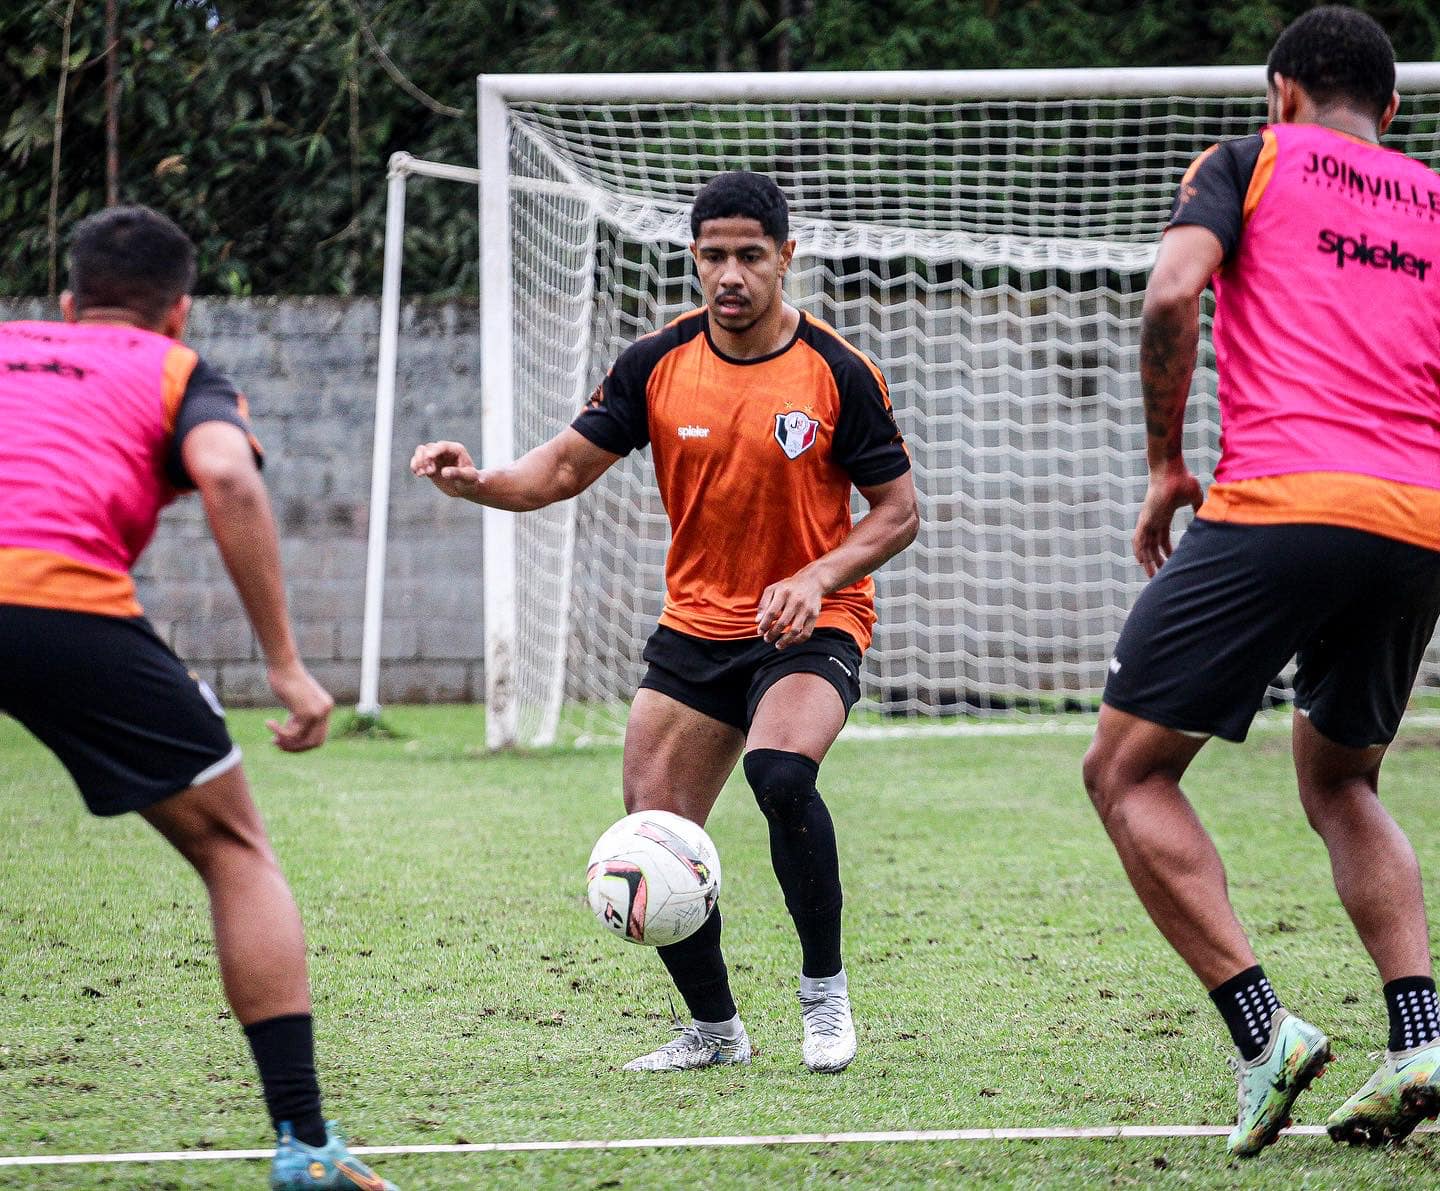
left=1, top=297, right=487, bottom=708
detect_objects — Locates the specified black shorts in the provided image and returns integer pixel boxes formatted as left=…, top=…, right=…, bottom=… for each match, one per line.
left=0, top=604, right=239, bottom=816
left=1104, top=519, right=1440, bottom=746
left=639, top=624, right=864, bottom=731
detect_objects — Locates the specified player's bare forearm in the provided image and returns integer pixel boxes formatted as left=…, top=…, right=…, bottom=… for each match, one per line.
left=757, top=471, right=918, bottom=648
left=411, top=429, right=618, bottom=510
left=185, top=424, right=300, bottom=668
left=802, top=475, right=920, bottom=595
left=1139, top=224, right=1223, bottom=471
left=1138, top=295, right=1199, bottom=469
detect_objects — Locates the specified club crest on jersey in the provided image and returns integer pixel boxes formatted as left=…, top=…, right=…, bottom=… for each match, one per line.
left=774, top=411, right=819, bottom=459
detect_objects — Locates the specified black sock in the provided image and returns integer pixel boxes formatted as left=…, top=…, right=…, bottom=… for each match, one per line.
left=242, top=1014, right=326, bottom=1147
left=1384, top=976, right=1440, bottom=1052
left=1209, top=966, right=1283, bottom=1062
left=656, top=908, right=737, bottom=1023
left=744, top=749, right=843, bottom=978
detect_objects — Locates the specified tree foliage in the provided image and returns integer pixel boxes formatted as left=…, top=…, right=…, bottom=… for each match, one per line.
left=3, top=0, right=1438, bottom=297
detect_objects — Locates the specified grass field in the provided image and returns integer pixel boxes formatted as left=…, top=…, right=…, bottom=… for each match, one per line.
left=3, top=707, right=1440, bottom=1188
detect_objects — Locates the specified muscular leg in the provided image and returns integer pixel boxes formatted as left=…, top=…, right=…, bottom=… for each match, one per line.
left=746, top=673, right=849, bottom=977
left=140, top=764, right=309, bottom=1024
left=622, top=688, right=744, bottom=824
left=1293, top=712, right=1431, bottom=983
left=1082, top=704, right=1256, bottom=988
left=141, top=764, right=324, bottom=1145
left=623, top=690, right=745, bottom=1026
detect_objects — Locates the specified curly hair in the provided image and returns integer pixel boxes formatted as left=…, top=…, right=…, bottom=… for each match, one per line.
left=1267, top=5, right=1396, bottom=120
left=690, top=171, right=789, bottom=243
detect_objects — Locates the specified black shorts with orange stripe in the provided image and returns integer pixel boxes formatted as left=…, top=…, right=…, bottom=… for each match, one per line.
left=0, top=605, right=238, bottom=815
left=1103, top=519, right=1440, bottom=747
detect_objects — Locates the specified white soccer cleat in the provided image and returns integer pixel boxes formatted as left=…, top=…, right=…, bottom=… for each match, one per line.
left=799, top=974, right=856, bottom=1073
left=622, top=1022, right=752, bottom=1072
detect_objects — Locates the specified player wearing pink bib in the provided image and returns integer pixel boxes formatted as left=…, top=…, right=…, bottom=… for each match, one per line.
left=0, top=207, right=396, bottom=1190
left=1083, top=7, right=1440, bottom=1157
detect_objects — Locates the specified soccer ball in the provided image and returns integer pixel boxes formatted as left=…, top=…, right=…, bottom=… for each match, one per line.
left=585, top=810, right=721, bottom=947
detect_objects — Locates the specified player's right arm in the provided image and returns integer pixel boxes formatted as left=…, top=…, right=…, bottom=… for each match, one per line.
left=415, top=333, right=657, bottom=508
left=1132, top=136, right=1256, bottom=577
left=1133, top=224, right=1217, bottom=577
left=410, top=428, right=621, bottom=510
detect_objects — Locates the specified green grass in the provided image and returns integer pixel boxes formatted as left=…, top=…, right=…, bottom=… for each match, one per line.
left=2, top=708, right=1440, bottom=1188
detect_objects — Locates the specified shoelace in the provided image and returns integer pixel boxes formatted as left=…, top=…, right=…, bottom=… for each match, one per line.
left=798, top=991, right=849, bottom=1038
left=654, top=1025, right=710, bottom=1055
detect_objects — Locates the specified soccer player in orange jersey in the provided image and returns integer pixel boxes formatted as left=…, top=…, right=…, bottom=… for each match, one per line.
left=414, top=171, right=918, bottom=1072
left=1084, top=7, right=1440, bottom=1158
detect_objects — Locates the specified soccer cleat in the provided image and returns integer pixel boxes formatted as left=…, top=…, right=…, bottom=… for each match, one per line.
left=1225, top=1009, right=1332, bottom=1158
left=622, top=1022, right=753, bottom=1071
left=799, top=974, right=857, bottom=1073
left=270, top=1121, right=397, bottom=1190
left=1326, top=1041, right=1440, bottom=1147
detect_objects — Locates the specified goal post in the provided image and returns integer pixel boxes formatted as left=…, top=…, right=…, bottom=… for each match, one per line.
left=361, top=65, right=1440, bottom=747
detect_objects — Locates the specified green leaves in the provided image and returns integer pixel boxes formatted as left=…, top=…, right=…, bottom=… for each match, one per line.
left=2, top=1, right=1438, bottom=298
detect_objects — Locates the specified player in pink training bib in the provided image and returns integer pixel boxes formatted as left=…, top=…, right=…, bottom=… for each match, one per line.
left=0, top=207, right=396, bottom=1190
left=1084, top=6, right=1440, bottom=1159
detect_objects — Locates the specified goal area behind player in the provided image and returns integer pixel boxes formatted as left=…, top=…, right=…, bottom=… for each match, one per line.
left=360, top=65, right=1440, bottom=749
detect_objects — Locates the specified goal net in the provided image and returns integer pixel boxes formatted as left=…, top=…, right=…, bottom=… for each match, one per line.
left=462, top=66, right=1440, bottom=748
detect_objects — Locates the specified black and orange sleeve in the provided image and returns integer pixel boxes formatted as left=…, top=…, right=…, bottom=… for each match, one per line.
left=1167, top=133, right=1267, bottom=262
left=166, top=357, right=264, bottom=489
left=831, top=357, right=910, bottom=487
left=571, top=339, right=656, bottom=456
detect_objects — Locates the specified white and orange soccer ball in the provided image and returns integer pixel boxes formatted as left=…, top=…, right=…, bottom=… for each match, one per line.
left=585, top=810, right=721, bottom=947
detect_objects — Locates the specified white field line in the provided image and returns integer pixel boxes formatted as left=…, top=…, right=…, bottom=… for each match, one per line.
left=839, top=711, right=1440, bottom=741
left=2, top=1125, right=1437, bottom=1167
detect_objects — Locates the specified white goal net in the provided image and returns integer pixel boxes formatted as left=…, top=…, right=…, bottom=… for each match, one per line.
left=439, top=67, right=1440, bottom=748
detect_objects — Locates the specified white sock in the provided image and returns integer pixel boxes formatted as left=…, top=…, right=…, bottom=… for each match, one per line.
left=694, top=1013, right=743, bottom=1040
left=800, top=969, right=847, bottom=997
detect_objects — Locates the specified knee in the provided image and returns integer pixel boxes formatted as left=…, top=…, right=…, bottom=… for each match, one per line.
left=621, top=767, right=670, bottom=816
left=167, top=808, right=273, bottom=883
left=1081, top=741, right=1118, bottom=818
left=744, top=749, right=820, bottom=825
left=1297, top=772, right=1378, bottom=837
left=1081, top=740, right=1147, bottom=832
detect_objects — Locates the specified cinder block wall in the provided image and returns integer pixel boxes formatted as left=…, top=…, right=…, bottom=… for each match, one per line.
left=1, top=297, right=487, bottom=707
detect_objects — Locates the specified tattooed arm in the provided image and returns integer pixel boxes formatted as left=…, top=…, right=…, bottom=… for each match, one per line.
left=1132, top=224, right=1224, bottom=576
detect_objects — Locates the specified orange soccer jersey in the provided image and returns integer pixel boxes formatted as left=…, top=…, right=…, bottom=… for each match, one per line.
left=572, top=309, right=909, bottom=651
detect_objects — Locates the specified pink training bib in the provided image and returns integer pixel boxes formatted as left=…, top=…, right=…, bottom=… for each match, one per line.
left=1211, top=123, right=1440, bottom=490
left=0, top=321, right=195, bottom=575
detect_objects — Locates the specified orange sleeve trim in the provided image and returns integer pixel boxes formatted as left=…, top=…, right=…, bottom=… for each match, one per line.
left=160, top=344, right=199, bottom=433
left=1242, top=130, right=1279, bottom=223
left=1180, top=143, right=1222, bottom=186
left=0, top=548, right=141, bottom=617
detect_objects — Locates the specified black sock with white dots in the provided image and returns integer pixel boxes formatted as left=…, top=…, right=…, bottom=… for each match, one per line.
left=1210, top=966, right=1283, bottom=1062
left=1384, top=976, right=1440, bottom=1053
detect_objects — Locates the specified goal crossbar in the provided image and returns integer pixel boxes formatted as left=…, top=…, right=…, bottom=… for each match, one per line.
left=479, top=62, right=1440, bottom=102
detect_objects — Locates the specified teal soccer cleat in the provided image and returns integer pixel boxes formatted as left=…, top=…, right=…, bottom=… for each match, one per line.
left=1226, top=1009, right=1333, bottom=1158
left=1327, top=1041, right=1440, bottom=1146
left=270, top=1121, right=397, bottom=1190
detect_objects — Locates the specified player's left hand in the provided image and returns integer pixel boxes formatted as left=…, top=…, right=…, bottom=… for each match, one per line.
left=1133, top=461, right=1203, bottom=577
left=757, top=571, right=825, bottom=650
